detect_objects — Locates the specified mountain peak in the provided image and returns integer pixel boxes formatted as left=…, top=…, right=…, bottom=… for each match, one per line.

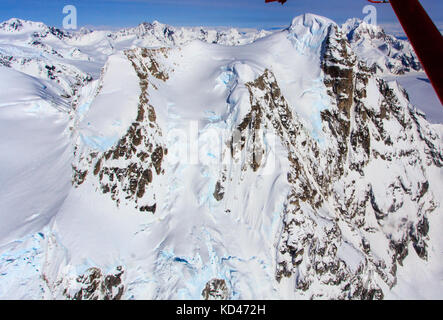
left=342, top=18, right=385, bottom=38
left=0, top=18, right=48, bottom=33
left=289, top=13, right=335, bottom=32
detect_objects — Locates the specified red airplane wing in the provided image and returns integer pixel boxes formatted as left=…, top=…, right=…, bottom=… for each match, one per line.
left=265, top=0, right=443, bottom=106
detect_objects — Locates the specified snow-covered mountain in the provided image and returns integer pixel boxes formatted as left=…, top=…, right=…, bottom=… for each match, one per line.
left=342, top=18, right=422, bottom=75
left=0, top=14, right=442, bottom=300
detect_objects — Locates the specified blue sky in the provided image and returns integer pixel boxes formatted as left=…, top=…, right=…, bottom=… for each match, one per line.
left=1, top=0, right=442, bottom=31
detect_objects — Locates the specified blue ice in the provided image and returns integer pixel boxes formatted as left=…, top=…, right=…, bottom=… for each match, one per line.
left=80, top=134, right=119, bottom=152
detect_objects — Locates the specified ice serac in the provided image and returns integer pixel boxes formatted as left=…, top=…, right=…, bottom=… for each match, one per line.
left=289, top=13, right=334, bottom=38
left=0, top=14, right=442, bottom=300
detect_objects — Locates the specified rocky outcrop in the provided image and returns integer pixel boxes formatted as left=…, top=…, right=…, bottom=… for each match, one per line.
left=202, top=279, right=230, bottom=300
left=72, top=48, right=170, bottom=213
left=64, top=266, right=125, bottom=300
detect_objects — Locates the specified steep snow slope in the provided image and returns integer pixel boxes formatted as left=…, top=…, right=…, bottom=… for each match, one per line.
left=0, top=14, right=442, bottom=300
left=0, top=67, right=72, bottom=244
left=77, top=53, right=141, bottom=151
left=0, top=67, right=73, bottom=298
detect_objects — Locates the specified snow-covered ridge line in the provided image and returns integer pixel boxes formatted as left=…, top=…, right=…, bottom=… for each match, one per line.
left=0, top=17, right=272, bottom=46
left=0, top=16, right=421, bottom=73
left=0, top=14, right=423, bottom=104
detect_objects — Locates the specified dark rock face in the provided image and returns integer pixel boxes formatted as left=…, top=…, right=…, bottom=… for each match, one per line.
left=202, top=279, right=230, bottom=300
left=72, top=165, right=88, bottom=187
left=64, top=266, right=125, bottom=300
left=213, top=181, right=225, bottom=201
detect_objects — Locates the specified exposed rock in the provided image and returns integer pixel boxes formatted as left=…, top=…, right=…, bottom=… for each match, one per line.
left=213, top=181, right=225, bottom=201
left=72, top=48, right=169, bottom=213
left=202, top=279, right=230, bottom=300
